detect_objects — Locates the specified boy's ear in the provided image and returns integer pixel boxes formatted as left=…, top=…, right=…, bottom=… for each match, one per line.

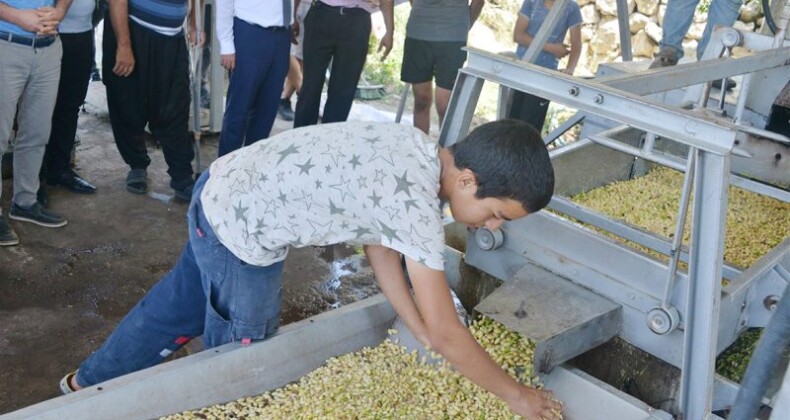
left=457, top=168, right=478, bottom=190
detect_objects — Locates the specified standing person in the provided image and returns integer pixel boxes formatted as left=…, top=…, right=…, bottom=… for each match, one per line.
left=509, top=0, right=581, bottom=133
left=293, top=0, right=394, bottom=128
left=401, top=0, right=485, bottom=135
left=215, top=0, right=293, bottom=157
left=40, top=0, right=99, bottom=206
left=278, top=0, right=311, bottom=121
left=650, top=0, right=743, bottom=70
left=103, top=0, right=201, bottom=199
left=61, top=119, right=562, bottom=419
left=0, top=0, right=70, bottom=247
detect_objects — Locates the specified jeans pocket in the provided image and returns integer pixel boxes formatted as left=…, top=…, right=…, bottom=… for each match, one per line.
left=203, top=299, right=233, bottom=347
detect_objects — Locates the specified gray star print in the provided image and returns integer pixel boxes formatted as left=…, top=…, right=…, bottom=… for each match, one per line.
left=277, top=144, right=300, bottom=164
left=378, top=220, right=401, bottom=243
left=394, top=170, right=415, bottom=197
left=296, top=158, right=315, bottom=175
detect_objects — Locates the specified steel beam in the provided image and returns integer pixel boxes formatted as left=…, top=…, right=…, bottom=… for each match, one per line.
left=461, top=48, right=738, bottom=154
left=596, top=47, right=790, bottom=95
left=679, top=151, right=730, bottom=420
left=439, top=72, right=483, bottom=147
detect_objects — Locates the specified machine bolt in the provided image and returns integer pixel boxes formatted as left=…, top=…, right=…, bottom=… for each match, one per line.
left=593, top=94, right=604, bottom=104
left=475, top=228, right=504, bottom=251
left=568, top=86, right=580, bottom=96
left=764, top=295, right=779, bottom=311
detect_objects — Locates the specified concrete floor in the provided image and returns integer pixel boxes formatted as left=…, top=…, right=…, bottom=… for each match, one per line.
left=0, top=83, right=415, bottom=414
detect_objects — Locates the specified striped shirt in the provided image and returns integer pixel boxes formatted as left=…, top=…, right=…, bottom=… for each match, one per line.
left=129, top=0, right=188, bottom=36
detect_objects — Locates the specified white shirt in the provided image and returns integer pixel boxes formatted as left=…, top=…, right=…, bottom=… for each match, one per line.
left=215, top=0, right=295, bottom=54
left=200, top=121, right=447, bottom=270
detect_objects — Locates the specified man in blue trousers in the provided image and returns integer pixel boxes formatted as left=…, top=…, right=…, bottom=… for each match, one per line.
left=215, top=0, right=294, bottom=156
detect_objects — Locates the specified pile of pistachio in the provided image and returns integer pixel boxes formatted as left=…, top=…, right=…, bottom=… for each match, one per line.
left=570, top=166, right=790, bottom=269
left=163, top=317, right=551, bottom=419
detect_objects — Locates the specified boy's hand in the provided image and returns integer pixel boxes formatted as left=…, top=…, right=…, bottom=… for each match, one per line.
left=507, top=386, right=563, bottom=420
left=545, top=43, right=569, bottom=59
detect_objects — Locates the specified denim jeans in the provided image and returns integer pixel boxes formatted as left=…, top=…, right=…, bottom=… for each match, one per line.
left=660, top=0, right=743, bottom=60
left=76, top=172, right=284, bottom=387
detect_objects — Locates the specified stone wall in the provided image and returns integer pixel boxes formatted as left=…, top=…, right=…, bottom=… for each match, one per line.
left=470, top=0, right=767, bottom=76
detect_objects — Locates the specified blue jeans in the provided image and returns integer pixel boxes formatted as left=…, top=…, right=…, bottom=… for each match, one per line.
left=218, top=18, right=291, bottom=157
left=660, top=0, right=743, bottom=60
left=76, top=172, right=284, bottom=387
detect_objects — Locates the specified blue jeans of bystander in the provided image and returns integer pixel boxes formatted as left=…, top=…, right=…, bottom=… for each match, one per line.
left=660, top=0, right=743, bottom=60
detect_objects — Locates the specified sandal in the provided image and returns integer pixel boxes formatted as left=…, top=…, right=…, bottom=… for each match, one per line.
left=59, top=370, right=78, bottom=394
left=126, top=168, right=148, bottom=194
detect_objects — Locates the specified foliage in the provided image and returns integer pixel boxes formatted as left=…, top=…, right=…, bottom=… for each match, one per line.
left=696, top=0, right=712, bottom=13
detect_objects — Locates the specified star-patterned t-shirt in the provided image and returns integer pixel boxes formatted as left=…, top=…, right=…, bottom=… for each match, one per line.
left=200, top=121, right=447, bottom=270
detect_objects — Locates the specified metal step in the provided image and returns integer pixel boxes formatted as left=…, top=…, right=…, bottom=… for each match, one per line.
left=475, top=262, right=622, bottom=374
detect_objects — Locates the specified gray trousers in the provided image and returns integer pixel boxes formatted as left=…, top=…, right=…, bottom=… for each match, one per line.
left=0, top=38, right=62, bottom=208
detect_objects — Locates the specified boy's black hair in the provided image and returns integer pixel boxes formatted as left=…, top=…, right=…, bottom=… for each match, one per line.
left=449, top=119, right=555, bottom=213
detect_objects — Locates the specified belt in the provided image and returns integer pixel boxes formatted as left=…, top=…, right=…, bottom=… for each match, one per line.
left=0, top=30, right=56, bottom=48
left=314, top=1, right=370, bottom=15
left=263, top=26, right=291, bottom=32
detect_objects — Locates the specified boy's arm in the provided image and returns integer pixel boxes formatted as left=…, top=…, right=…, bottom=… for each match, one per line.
left=561, top=24, right=581, bottom=74
left=513, top=14, right=568, bottom=59
left=108, top=0, right=135, bottom=77
left=364, top=245, right=429, bottom=345
left=404, top=257, right=562, bottom=419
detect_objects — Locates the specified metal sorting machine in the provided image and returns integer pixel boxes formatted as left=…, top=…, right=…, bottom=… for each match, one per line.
left=6, top=2, right=790, bottom=420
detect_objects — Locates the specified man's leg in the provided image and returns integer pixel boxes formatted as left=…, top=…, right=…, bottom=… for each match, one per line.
left=0, top=42, right=30, bottom=203
left=44, top=31, right=95, bottom=189
left=411, top=83, right=433, bottom=134
left=652, top=0, right=701, bottom=66
left=104, top=20, right=151, bottom=178
left=321, top=10, right=371, bottom=124
left=433, top=41, right=467, bottom=131
left=146, top=32, right=194, bottom=192
left=697, top=0, right=743, bottom=60
left=294, top=5, right=336, bottom=128
left=241, top=28, right=291, bottom=144
left=13, top=39, right=62, bottom=208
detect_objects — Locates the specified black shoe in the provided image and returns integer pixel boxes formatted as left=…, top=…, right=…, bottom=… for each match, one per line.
left=711, top=79, right=737, bottom=91
left=278, top=99, right=295, bottom=121
left=37, top=186, right=49, bottom=209
left=9, top=202, right=67, bottom=228
left=172, top=181, right=195, bottom=201
left=0, top=216, right=19, bottom=246
left=51, top=171, right=97, bottom=194
left=91, top=68, right=101, bottom=82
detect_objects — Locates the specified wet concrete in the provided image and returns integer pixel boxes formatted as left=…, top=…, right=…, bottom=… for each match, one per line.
left=0, top=83, right=397, bottom=414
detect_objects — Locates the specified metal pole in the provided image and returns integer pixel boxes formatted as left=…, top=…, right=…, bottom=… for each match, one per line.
left=190, top=0, right=204, bottom=174
left=615, top=0, right=633, bottom=61
left=660, top=148, right=695, bottom=309
left=395, top=83, right=410, bottom=123
left=678, top=150, right=729, bottom=420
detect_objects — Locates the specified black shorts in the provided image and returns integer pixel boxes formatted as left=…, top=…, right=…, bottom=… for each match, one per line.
left=400, top=37, right=467, bottom=90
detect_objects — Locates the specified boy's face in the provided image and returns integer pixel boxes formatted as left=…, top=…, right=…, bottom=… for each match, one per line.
left=448, top=169, right=529, bottom=230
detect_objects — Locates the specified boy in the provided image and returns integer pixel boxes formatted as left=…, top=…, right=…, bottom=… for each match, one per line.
left=62, top=119, right=561, bottom=419
left=510, top=0, right=582, bottom=132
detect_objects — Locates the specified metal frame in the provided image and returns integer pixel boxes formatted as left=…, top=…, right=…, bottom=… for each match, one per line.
left=444, top=41, right=789, bottom=418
